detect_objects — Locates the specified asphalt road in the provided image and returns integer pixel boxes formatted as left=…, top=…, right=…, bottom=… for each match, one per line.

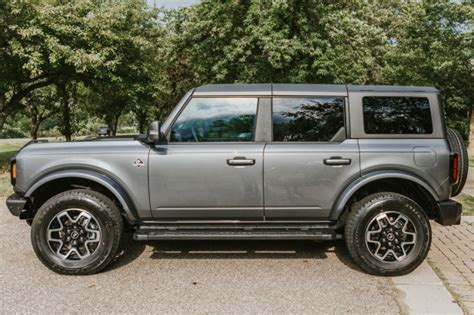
left=0, top=201, right=401, bottom=314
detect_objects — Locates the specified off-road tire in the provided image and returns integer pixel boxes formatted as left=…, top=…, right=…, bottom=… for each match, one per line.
left=447, top=127, right=468, bottom=197
left=345, top=192, right=431, bottom=276
left=31, top=189, right=123, bottom=275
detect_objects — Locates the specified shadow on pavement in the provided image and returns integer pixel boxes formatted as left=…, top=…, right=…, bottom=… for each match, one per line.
left=105, top=233, right=361, bottom=272
left=105, top=233, right=147, bottom=272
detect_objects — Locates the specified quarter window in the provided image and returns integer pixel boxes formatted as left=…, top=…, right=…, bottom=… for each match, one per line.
left=272, top=97, right=345, bottom=142
left=170, top=98, right=258, bottom=142
left=363, top=97, right=433, bottom=134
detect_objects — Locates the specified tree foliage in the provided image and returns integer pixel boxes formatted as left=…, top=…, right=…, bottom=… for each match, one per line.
left=0, top=0, right=160, bottom=137
left=0, top=0, right=472, bottom=139
left=158, top=0, right=472, bottom=138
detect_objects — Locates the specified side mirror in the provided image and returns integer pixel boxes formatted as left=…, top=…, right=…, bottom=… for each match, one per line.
left=146, top=121, right=161, bottom=143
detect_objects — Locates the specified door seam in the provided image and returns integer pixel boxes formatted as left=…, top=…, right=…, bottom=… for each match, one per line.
left=262, top=142, right=267, bottom=221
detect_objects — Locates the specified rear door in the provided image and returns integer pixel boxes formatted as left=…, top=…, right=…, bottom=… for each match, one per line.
left=264, top=95, right=360, bottom=220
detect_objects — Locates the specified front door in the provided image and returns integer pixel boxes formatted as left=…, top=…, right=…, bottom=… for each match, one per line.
left=264, top=96, right=360, bottom=220
left=148, top=97, right=264, bottom=220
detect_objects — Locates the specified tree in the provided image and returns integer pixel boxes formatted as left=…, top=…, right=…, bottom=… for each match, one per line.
left=154, top=1, right=390, bottom=117
left=381, top=1, right=473, bottom=138
left=1, top=0, right=162, bottom=139
left=0, top=1, right=58, bottom=128
left=158, top=1, right=472, bottom=138
left=23, top=86, right=60, bottom=140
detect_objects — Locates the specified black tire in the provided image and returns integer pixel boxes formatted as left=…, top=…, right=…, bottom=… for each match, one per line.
left=447, top=127, right=468, bottom=197
left=31, top=189, right=123, bottom=275
left=345, top=192, right=431, bottom=276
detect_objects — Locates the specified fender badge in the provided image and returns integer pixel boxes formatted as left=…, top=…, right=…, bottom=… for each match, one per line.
left=133, top=159, right=144, bottom=168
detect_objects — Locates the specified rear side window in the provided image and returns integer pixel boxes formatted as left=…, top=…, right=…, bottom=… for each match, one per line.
left=170, top=97, right=258, bottom=142
left=363, top=97, right=433, bottom=134
left=272, top=97, right=345, bottom=142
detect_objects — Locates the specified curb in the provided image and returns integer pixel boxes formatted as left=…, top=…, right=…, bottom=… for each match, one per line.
left=392, top=261, right=463, bottom=314
left=461, top=216, right=474, bottom=224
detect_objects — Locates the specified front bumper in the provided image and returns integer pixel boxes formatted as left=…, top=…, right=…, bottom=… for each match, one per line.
left=6, top=194, right=27, bottom=217
left=436, top=199, right=462, bottom=226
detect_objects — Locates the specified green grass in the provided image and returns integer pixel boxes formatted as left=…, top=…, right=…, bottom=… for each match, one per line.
left=455, top=193, right=474, bottom=216
left=0, top=143, right=19, bottom=197
left=469, top=155, right=474, bottom=168
left=0, top=145, right=21, bottom=174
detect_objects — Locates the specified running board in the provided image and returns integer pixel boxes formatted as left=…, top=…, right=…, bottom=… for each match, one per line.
left=133, top=224, right=342, bottom=241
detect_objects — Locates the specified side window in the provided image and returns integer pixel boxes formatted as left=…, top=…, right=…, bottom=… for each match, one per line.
left=363, top=97, right=432, bottom=134
left=272, top=97, right=345, bottom=142
left=170, top=97, right=258, bottom=142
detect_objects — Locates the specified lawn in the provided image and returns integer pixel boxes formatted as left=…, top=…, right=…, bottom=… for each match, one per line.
left=456, top=193, right=474, bottom=216
left=0, top=142, right=21, bottom=197
left=0, top=143, right=22, bottom=174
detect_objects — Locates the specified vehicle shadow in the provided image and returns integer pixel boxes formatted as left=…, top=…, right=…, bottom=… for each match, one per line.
left=106, top=233, right=147, bottom=272
left=105, top=236, right=362, bottom=273
left=147, top=239, right=362, bottom=271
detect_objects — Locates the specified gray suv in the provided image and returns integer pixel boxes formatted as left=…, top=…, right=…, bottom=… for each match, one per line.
left=6, top=84, right=468, bottom=276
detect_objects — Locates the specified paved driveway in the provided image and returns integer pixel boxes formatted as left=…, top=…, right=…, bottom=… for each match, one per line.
left=0, top=201, right=401, bottom=314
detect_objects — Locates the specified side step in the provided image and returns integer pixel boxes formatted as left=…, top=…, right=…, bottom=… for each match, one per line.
left=133, top=224, right=342, bottom=241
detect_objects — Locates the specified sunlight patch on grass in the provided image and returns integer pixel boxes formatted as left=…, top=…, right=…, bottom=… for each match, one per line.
left=0, top=174, right=12, bottom=198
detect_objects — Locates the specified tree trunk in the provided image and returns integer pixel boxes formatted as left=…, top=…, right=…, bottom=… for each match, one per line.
left=112, top=114, right=120, bottom=136
left=63, top=99, right=72, bottom=141
left=30, top=115, right=40, bottom=140
left=469, top=106, right=474, bottom=152
left=58, top=82, right=72, bottom=141
left=0, top=111, right=7, bottom=130
left=136, top=111, right=148, bottom=134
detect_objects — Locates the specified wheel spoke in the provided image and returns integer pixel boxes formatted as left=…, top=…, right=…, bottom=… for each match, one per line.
left=75, top=212, right=92, bottom=226
left=47, top=229, right=63, bottom=242
left=57, top=211, right=75, bottom=227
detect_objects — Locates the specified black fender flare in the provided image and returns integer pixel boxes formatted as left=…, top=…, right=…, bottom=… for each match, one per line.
left=24, top=169, right=139, bottom=223
left=329, top=171, right=440, bottom=220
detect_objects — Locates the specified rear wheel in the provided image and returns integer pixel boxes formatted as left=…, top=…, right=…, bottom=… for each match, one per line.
left=345, top=192, right=431, bottom=276
left=31, top=189, right=123, bottom=275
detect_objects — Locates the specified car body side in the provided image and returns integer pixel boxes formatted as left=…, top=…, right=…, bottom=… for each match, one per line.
left=10, top=84, right=452, bottom=225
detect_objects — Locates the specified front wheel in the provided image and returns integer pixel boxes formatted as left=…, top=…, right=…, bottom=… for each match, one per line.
left=31, top=189, right=123, bottom=275
left=345, top=192, right=431, bottom=276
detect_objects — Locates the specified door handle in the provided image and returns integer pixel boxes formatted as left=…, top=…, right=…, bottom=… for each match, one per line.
left=227, top=157, right=256, bottom=166
left=323, top=157, right=352, bottom=166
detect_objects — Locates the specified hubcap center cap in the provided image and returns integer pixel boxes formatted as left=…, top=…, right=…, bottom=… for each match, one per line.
left=70, top=230, right=80, bottom=240
left=387, top=233, right=395, bottom=241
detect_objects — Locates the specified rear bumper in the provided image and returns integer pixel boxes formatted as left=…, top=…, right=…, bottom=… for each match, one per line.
left=436, top=199, right=462, bottom=226
left=6, top=194, right=27, bottom=217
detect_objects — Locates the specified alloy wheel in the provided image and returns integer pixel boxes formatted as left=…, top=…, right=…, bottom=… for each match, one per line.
left=46, top=208, right=102, bottom=261
left=365, top=211, right=417, bottom=262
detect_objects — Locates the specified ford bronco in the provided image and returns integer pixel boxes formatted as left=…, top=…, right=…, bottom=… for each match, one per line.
left=6, top=84, right=468, bottom=276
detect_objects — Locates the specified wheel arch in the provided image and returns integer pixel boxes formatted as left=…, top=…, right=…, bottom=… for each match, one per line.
left=330, top=171, right=441, bottom=221
left=24, top=169, right=138, bottom=224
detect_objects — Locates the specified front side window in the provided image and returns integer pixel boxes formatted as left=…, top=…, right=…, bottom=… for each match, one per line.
left=170, top=97, right=258, bottom=142
left=272, top=97, right=345, bottom=142
left=363, top=96, right=433, bottom=134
